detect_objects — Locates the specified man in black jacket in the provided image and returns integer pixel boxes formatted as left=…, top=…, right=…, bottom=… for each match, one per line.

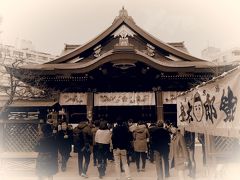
left=112, top=118, right=132, bottom=180
left=151, top=121, right=171, bottom=180
left=73, top=119, right=92, bottom=178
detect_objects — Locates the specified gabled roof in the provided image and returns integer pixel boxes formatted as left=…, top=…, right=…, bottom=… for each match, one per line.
left=167, top=42, right=189, bottom=54
left=47, top=7, right=205, bottom=64
left=60, top=41, right=189, bottom=55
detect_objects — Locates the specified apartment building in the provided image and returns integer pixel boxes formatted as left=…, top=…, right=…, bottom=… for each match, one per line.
left=201, top=46, right=240, bottom=65
left=0, top=43, right=58, bottom=108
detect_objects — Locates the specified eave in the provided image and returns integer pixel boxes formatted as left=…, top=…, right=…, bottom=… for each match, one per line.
left=6, top=49, right=217, bottom=78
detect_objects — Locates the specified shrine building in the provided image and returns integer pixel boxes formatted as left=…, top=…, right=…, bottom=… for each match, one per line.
left=6, top=8, right=234, bottom=125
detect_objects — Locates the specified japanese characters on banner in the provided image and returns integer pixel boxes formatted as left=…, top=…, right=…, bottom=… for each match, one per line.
left=59, top=93, right=87, bottom=105
left=177, top=67, right=240, bottom=137
left=94, top=92, right=155, bottom=106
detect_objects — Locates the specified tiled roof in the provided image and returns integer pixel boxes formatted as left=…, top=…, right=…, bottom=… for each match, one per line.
left=167, top=42, right=189, bottom=54
left=46, top=8, right=205, bottom=64
left=8, top=100, right=58, bottom=107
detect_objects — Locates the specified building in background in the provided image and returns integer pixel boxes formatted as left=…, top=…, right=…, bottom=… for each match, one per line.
left=201, top=46, right=240, bottom=65
left=0, top=42, right=57, bottom=66
left=0, top=41, right=58, bottom=108
left=201, top=46, right=221, bottom=61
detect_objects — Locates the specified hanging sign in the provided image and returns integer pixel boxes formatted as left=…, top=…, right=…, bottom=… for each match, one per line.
left=94, top=92, right=155, bottom=106
left=177, top=68, right=240, bottom=137
left=59, top=93, right=87, bottom=105
left=163, top=91, right=182, bottom=104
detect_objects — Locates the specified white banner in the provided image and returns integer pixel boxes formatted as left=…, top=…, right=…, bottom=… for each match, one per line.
left=163, top=91, right=182, bottom=104
left=94, top=92, right=155, bottom=106
left=177, top=68, right=240, bottom=137
left=59, top=93, right=87, bottom=105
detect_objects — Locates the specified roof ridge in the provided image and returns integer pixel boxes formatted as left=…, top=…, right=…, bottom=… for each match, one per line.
left=46, top=9, right=205, bottom=64
left=113, top=7, right=135, bottom=24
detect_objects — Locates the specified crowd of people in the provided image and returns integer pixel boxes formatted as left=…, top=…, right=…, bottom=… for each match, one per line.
left=35, top=118, right=201, bottom=180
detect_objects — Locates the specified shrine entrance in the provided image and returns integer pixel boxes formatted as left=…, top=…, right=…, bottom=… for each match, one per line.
left=93, top=92, right=156, bottom=123
left=93, top=105, right=156, bottom=123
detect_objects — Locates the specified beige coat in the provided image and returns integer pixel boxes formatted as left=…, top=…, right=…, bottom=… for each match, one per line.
left=133, top=124, right=149, bottom=152
left=169, top=132, right=189, bottom=170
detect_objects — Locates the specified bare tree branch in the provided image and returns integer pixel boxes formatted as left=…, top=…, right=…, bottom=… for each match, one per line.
left=0, top=48, right=55, bottom=113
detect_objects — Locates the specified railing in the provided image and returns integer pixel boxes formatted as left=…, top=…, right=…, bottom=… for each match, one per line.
left=206, top=135, right=239, bottom=163
left=2, top=120, right=40, bottom=152
left=0, top=119, right=40, bottom=175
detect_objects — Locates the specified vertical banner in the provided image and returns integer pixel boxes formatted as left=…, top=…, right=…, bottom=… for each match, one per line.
left=177, top=67, right=240, bottom=137
left=94, top=92, right=155, bottom=106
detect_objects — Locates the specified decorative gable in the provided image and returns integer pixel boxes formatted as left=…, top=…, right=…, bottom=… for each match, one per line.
left=112, top=24, right=136, bottom=38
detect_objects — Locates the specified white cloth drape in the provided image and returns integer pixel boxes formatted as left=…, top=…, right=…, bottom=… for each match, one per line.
left=94, top=92, right=155, bottom=106
left=177, top=68, right=240, bottom=138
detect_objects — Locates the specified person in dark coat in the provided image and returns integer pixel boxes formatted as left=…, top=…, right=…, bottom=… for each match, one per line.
left=91, top=120, right=100, bottom=166
left=57, top=122, right=73, bottom=172
left=35, top=123, right=58, bottom=180
left=73, top=119, right=93, bottom=178
left=112, top=117, right=132, bottom=180
left=127, top=119, right=136, bottom=164
left=151, top=121, right=171, bottom=179
left=148, top=122, right=157, bottom=163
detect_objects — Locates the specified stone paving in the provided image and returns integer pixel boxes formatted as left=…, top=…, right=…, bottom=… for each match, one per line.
left=1, top=145, right=239, bottom=180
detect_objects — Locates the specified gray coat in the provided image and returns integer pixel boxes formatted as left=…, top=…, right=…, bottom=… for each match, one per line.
left=169, top=132, right=189, bottom=170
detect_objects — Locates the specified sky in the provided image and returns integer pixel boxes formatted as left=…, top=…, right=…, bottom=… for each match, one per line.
left=0, top=0, right=240, bottom=58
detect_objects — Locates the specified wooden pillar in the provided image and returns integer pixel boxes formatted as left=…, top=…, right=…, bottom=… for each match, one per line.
left=86, top=92, right=94, bottom=122
left=155, top=90, right=164, bottom=122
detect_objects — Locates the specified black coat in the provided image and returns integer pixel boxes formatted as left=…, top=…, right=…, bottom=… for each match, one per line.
left=73, top=122, right=92, bottom=153
left=57, top=129, right=73, bottom=154
left=112, top=124, right=131, bottom=150
left=35, top=135, right=58, bottom=176
left=151, top=127, right=170, bottom=154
